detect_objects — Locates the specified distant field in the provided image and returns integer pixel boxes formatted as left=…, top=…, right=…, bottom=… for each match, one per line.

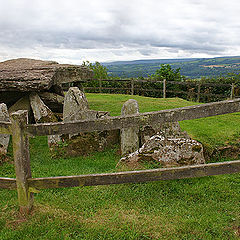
left=104, top=56, right=240, bottom=78
left=0, top=94, right=240, bottom=239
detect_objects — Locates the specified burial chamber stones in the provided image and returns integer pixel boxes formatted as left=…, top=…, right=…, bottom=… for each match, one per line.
left=0, top=58, right=205, bottom=166
left=0, top=58, right=93, bottom=110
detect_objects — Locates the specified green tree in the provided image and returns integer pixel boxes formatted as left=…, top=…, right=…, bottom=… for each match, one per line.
left=151, top=64, right=184, bottom=81
left=82, top=61, right=109, bottom=80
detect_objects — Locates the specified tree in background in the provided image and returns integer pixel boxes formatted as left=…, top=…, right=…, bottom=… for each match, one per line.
left=82, top=61, right=109, bottom=80
left=151, top=64, right=185, bottom=81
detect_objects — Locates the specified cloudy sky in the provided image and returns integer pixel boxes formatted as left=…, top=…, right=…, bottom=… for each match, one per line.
left=0, top=0, right=240, bottom=64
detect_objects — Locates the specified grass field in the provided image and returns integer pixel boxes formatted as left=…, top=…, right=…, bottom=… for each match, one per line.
left=0, top=94, right=240, bottom=239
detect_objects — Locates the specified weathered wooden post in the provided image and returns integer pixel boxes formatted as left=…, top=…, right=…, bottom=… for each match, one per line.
left=121, top=99, right=139, bottom=156
left=11, top=110, right=33, bottom=214
left=99, top=79, right=103, bottom=93
left=131, top=79, right=134, bottom=95
left=163, top=79, right=166, bottom=98
left=230, top=83, right=235, bottom=99
left=197, top=83, right=201, bottom=102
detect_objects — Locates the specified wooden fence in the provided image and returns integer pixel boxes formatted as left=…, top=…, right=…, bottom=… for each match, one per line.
left=64, top=79, right=237, bottom=102
left=1, top=99, right=240, bottom=214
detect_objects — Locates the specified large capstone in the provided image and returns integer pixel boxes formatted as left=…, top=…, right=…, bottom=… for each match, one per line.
left=121, top=99, right=139, bottom=156
left=119, top=134, right=205, bottom=168
left=0, top=103, right=10, bottom=154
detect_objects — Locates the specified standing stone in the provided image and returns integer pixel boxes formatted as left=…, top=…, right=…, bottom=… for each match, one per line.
left=0, top=103, right=10, bottom=154
left=121, top=99, right=139, bottom=156
left=63, top=87, right=89, bottom=122
left=29, top=93, right=61, bottom=145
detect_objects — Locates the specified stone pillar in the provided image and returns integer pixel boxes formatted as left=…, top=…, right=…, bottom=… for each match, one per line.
left=0, top=103, right=10, bottom=154
left=63, top=87, right=89, bottom=122
left=121, top=99, right=139, bottom=156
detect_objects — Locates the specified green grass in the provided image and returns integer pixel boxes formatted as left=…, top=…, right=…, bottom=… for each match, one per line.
left=0, top=94, right=240, bottom=239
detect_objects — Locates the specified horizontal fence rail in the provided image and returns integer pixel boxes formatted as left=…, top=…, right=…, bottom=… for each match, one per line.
left=1, top=98, right=240, bottom=214
left=25, top=98, right=240, bottom=136
left=28, top=160, right=240, bottom=189
left=0, top=177, right=17, bottom=189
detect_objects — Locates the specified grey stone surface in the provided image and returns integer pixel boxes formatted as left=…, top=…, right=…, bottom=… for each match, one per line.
left=63, top=87, right=89, bottom=122
left=119, top=134, right=205, bottom=167
left=140, top=122, right=190, bottom=145
left=0, top=58, right=93, bottom=92
left=0, top=103, right=10, bottom=154
left=30, top=93, right=57, bottom=123
left=29, top=93, right=61, bottom=145
left=121, top=99, right=139, bottom=156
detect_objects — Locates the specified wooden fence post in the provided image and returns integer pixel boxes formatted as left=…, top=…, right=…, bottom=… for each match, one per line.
left=11, top=110, right=33, bottom=215
left=197, top=83, right=201, bottom=102
left=163, top=79, right=166, bottom=98
left=230, top=83, right=235, bottom=99
left=131, top=79, right=134, bottom=95
left=99, top=79, right=102, bottom=93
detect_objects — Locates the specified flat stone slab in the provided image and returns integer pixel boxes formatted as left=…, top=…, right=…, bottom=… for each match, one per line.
left=0, top=58, right=93, bottom=92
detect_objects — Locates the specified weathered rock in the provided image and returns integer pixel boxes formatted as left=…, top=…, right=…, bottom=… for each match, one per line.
left=29, top=93, right=61, bottom=145
left=49, top=87, right=119, bottom=157
left=0, top=58, right=93, bottom=92
left=39, top=92, right=64, bottom=113
left=8, top=95, right=33, bottom=122
left=140, top=122, right=190, bottom=145
left=55, top=130, right=119, bottom=158
left=121, top=99, right=139, bottom=156
left=0, top=103, right=10, bottom=154
left=63, top=87, right=89, bottom=122
left=29, top=93, right=58, bottom=123
left=9, top=95, right=31, bottom=114
left=119, top=134, right=205, bottom=168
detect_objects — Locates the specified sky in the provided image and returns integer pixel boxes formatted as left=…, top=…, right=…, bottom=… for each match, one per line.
left=0, top=0, right=240, bottom=64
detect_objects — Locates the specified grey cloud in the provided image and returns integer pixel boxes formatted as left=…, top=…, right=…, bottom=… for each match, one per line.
left=0, top=0, right=239, bottom=62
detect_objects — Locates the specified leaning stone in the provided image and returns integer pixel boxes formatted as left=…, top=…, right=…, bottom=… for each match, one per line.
left=29, top=93, right=61, bottom=146
left=63, top=87, right=89, bottom=122
left=39, top=92, right=64, bottom=113
left=8, top=95, right=33, bottom=122
left=119, top=134, right=205, bottom=168
left=0, top=103, right=10, bottom=154
left=121, top=99, right=139, bottom=156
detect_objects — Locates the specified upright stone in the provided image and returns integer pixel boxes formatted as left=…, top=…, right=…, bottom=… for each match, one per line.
left=63, top=87, right=89, bottom=122
left=29, top=93, right=60, bottom=145
left=121, top=99, right=139, bottom=156
left=0, top=103, right=10, bottom=154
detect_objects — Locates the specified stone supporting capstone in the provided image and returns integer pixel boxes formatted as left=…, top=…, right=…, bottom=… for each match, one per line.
left=121, top=99, right=139, bottom=156
left=29, top=93, right=61, bottom=145
left=0, top=103, right=10, bottom=154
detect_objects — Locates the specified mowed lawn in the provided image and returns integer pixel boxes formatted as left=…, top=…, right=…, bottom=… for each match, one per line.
left=0, top=94, right=240, bottom=239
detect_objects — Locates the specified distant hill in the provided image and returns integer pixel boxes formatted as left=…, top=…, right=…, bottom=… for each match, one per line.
left=103, top=56, right=240, bottom=79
